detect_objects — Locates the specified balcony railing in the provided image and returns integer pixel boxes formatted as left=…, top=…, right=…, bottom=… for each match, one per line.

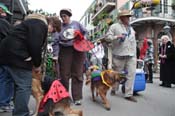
left=92, top=0, right=115, bottom=21
left=131, top=4, right=175, bottom=22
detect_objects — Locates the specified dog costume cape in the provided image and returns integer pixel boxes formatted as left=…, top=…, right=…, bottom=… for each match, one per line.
left=73, top=30, right=94, bottom=52
left=39, top=80, right=70, bottom=112
left=91, top=69, right=113, bottom=87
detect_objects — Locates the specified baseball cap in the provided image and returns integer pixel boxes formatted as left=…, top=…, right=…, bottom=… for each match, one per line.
left=0, top=3, right=13, bottom=15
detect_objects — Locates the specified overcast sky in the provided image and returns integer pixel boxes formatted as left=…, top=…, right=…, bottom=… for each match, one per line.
left=28, top=0, right=94, bottom=21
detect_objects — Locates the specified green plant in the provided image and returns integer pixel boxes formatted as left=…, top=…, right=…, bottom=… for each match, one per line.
left=92, top=19, right=99, bottom=26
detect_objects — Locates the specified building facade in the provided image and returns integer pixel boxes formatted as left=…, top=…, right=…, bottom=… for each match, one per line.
left=80, top=0, right=175, bottom=70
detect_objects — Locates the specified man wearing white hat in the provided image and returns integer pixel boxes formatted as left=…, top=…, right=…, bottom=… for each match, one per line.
left=106, top=9, right=137, bottom=102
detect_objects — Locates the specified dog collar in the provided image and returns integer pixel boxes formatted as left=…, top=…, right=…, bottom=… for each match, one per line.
left=101, top=70, right=113, bottom=88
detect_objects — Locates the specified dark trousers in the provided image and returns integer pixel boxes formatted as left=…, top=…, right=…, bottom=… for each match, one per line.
left=0, top=66, right=14, bottom=107
left=1, top=66, right=32, bottom=116
left=59, top=46, right=85, bottom=101
left=146, top=63, right=153, bottom=81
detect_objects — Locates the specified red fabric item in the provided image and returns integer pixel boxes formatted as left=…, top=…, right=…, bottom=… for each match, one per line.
left=73, top=30, right=94, bottom=52
left=39, top=80, right=70, bottom=112
left=74, top=30, right=84, bottom=40
left=139, top=38, right=148, bottom=59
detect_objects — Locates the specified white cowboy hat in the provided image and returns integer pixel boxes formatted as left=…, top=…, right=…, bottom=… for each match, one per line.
left=117, top=9, right=133, bottom=18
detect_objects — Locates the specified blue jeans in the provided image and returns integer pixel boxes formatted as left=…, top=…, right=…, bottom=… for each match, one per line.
left=0, top=66, right=14, bottom=107
left=1, top=65, right=32, bottom=116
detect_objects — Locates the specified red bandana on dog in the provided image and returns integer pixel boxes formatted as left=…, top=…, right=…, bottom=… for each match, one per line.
left=39, top=80, right=70, bottom=112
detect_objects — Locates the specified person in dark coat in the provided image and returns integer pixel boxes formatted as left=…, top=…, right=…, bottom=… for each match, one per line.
left=159, top=35, right=175, bottom=88
left=0, top=13, right=48, bottom=116
left=0, top=3, right=14, bottom=112
left=0, top=3, right=12, bottom=42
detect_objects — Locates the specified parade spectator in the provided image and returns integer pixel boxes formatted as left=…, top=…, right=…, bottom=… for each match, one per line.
left=0, top=3, right=12, bottom=42
left=106, top=9, right=137, bottom=102
left=0, top=3, right=14, bottom=112
left=159, top=35, right=175, bottom=88
left=0, top=13, right=48, bottom=115
left=139, top=37, right=149, bottom=81
left=139, top=37, right=148, bottom=60
left=58, top=8, right=88, bottom=105
left=136, top=42, right=140, bottom=59
left=47, top=16, right=61, bottom=78
left=89, top=40, right=105, bottom=70
left=144, top=39, right=154, bottom=83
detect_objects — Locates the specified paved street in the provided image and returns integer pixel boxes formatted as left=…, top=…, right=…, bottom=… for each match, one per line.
left=1, top=78, right=175, bottom=116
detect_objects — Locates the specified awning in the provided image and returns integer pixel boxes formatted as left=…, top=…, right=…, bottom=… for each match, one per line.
left=130, top=17, right=175, bottom=26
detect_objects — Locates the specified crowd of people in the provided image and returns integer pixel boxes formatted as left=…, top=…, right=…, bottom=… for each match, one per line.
left=0, top=2, right=175, bottom=116
left=0, top=3, right=87, bottom=115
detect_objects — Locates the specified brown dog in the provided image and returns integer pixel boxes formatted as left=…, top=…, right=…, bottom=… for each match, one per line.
left=32, top=69, right=44, bottom=116
left=32, top=71, right=83, bottom=116
left=86, top=68, right=126, bottom=110
left=40, top=97, right=83, bottom=116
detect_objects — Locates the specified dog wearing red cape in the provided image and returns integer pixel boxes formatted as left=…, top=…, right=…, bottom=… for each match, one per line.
left=32, top=72, right=82, bottom=116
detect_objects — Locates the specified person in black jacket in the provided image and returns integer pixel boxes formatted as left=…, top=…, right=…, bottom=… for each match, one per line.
left=0, top=3, right=12, bottom=42
left=0, top=13, right=48, bottom=116
left=0, top=3, right=14, bottom=112
left=159, top=35, right=175, bottom=88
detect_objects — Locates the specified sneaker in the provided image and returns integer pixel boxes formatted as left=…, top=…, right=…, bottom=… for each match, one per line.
left=146, top=80, right=153, bottom=83
left=125, top=96, right=137, bottom=102
left=0, top=106, right=14, bottom=112
left=74, top=100, right=82, bottom=105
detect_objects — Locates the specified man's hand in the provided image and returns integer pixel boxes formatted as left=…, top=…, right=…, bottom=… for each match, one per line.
left=33, top=66, right=41, bottom=73
left=32, top=66, right=42, bottom=80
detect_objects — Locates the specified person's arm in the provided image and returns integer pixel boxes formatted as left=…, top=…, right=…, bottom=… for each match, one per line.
left=0, top=19, right=11, bottom=41
left=105, top=24, right=125, bottom=42
left=25, top=19, right=48, bottom=68
left=105, top=24, right=117, bottom=42
left=52, top=32, right=60, bottom=61
left=78, top=22, right=88, bottom=35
